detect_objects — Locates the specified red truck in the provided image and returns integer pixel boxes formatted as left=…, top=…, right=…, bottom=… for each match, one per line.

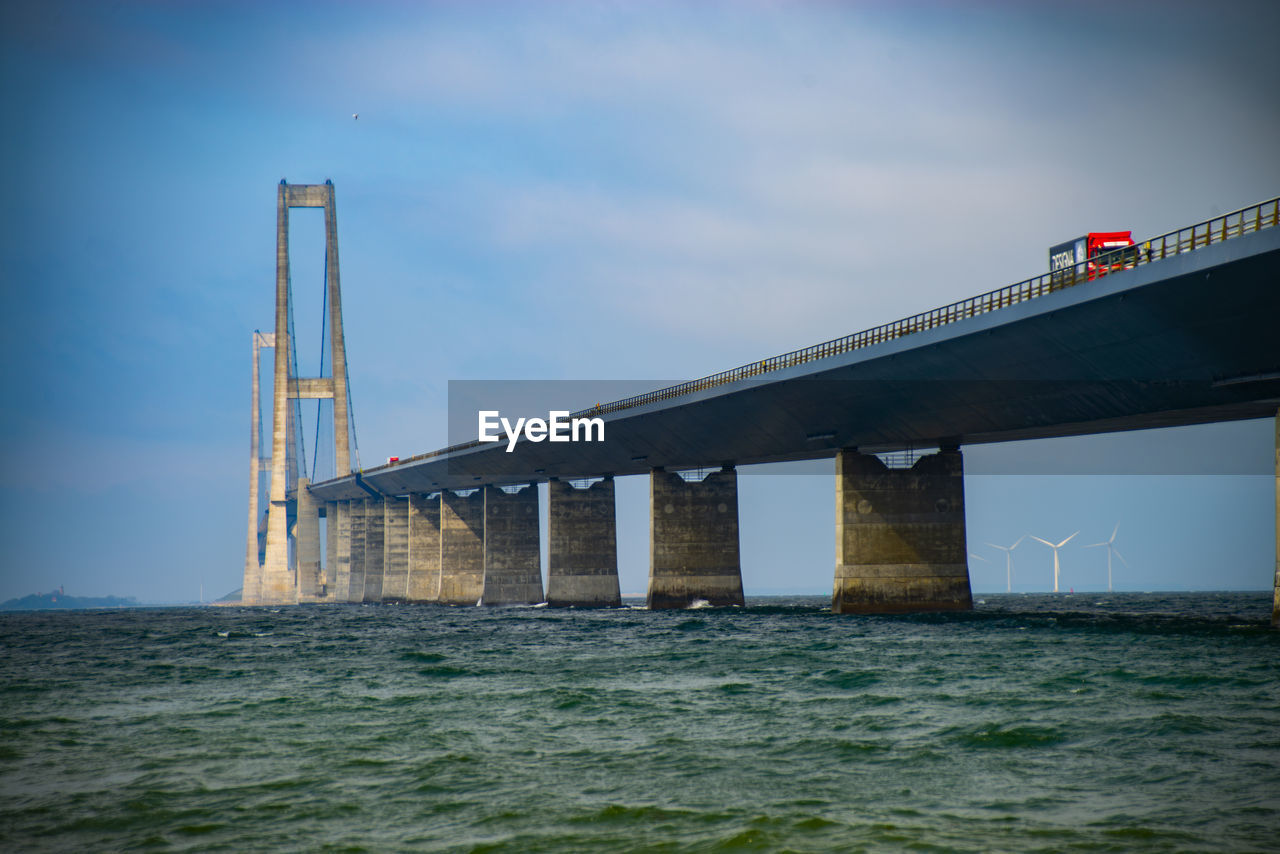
left=1049, top=231, right=1136, bottom=282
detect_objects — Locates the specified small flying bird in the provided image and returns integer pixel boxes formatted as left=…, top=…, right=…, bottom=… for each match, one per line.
left=352, top=113, right=359, bottom=120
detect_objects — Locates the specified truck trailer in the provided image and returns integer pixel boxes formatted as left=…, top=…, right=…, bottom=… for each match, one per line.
left=1049, top=231, right=1135, bottom=283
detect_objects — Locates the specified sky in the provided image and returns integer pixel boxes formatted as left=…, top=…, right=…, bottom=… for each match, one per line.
left=1, top=0, right=1277, bottom=603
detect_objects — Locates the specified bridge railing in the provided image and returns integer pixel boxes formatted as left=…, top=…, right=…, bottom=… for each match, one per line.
left=381, top=196, right=1278, bottom=472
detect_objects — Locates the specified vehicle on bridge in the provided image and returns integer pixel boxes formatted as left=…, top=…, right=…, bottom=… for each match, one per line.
left=1049, top=231, right=1136, bottom=283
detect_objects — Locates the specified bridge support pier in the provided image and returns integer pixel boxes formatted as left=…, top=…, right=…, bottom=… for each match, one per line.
left=296, top=479, right=323, bottom=601
left=242, top=332, right=270, bottom=605
left=648, top=467, right=744, bottom=609
left=548, top=478, right=621, bottom=607
left=382, top=497, right=410, bottom=602
left=1272, top=408, right=1279, bottom=629
left=242, top=554, right=262, bottom=606
left=259, top=499, right=297, bottom=604
left=329, top=501, right=353, bottom=601
left=347, top=499, right=368, bottom=602
left=362, top=497, right=386, bottom=602
left=408, top=493, right=442, bottom=602
left=324, top=501, right=339, bottom=600
left=440, top=490, right=485, bottom=605
left=833, top=448, right=972, bottom=614
left=483, top=485, right=544, bottom=605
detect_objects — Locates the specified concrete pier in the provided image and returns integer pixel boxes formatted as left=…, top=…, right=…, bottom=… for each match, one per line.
left=439, top=490, right=485, bottom=605
left=483, top=485, right=544, bottom=605
left=362, top=497, right=386, bottom=602
left=242, top=331, right=272, bottom=605
left=382, top=497, right=410, bottom=602
left=347, top=499, right=367, bottom=602
left=259, top=500, right=297, bottom=604
left=833, top=448, right=972, bottom=614
left=320, top=181, right=352, bottom=477
left=407, top=493, right=442, bottom=602
left=648, top=467, right=744, bottom=609
left=296, top=479, right=322, bottom=601
left=324, top=501, right=339, bottom=600
left=548, top=478, right=621, bottom=607
left=330, top=501, right=352, bottom=601
left=259, top=184, right=297, bottom=604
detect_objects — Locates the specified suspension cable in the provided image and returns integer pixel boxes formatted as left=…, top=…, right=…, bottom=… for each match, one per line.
left=311, top=249, right=329, bottom=483
left=341, top=312, right=362, bottom=472
left=286, top=270, right=308, bottom=485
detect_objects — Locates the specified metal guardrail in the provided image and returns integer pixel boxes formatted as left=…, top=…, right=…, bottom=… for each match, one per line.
left=379, top=196, right=1279, bottom=473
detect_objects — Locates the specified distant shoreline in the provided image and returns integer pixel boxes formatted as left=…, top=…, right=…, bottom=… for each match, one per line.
left=0, top=592, right=141, bottom=612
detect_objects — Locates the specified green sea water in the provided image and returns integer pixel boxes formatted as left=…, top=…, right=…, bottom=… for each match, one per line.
left=1, top=593, right=1277, bottom=852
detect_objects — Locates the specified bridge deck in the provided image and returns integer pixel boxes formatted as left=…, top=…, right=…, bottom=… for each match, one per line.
left=310, top=201, right=1280, bottom=502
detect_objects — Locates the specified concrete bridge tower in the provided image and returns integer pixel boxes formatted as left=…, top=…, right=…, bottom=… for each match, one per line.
left=243, top=180, right=354, bottom=605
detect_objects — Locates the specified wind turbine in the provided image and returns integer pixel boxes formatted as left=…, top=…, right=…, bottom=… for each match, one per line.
left=1084, top=524, right=1127, bottom=592
left=986, top=536, right=1025, bottom=593
left=1029, top=532, right=1078, bottom=592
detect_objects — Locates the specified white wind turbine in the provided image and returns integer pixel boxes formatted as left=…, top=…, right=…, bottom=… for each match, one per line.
left=1029, top=532, right=1078, bottom=593
left=986, top=536, right=1025, bottom=593
left=1084, top=523, right=1127, bottom=592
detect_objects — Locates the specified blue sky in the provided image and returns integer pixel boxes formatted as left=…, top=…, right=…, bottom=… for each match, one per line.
left=1, top=1, right=1277, bottom=602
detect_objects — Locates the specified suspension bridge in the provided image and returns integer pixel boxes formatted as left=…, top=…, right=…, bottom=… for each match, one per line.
left=243, top=181, right=1280, bottom=622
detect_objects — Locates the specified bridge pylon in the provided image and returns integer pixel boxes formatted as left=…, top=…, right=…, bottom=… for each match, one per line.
left=243, top=180, right=355, bottom=605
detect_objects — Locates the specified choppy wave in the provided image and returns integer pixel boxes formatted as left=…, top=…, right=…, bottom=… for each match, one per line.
left=0, top=592, right=1276, bottom=851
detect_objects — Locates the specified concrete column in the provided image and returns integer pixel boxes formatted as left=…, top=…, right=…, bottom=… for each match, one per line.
left=242, top=558, right=262, bottom=607
left=482, top=485, right=544, bottom=605
left=407, top=493, right=442, bottom=602
left=242, top=332, right=265, bottom=605
left=348, top=499, right=367, bottom=602
left=296, top=479, right=322, bottom=601
left=260, top=182, right=293, bottom=604
left=440, top=490, right=485, bottom=604
left=834, top=448, right=972, bottom=614
left=1272, top=408, right=1279, bottom=629
left=648, top=467, right=744, bottom=609
left=323, top=181, right=352, bottom=477
left=260, top=501, right=297, bottom=604
left=324, top=501, right=338, bottom=600
left=548, top=478, right=621, bottom=607
left=330, top=500, right=352, bottom=601
left=382, top=497, right=410, bottom=602
left=362, top=497, right=385, bottom=602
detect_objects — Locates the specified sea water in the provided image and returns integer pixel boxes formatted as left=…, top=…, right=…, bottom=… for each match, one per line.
left=1, top=593, right=1277, bottom=852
